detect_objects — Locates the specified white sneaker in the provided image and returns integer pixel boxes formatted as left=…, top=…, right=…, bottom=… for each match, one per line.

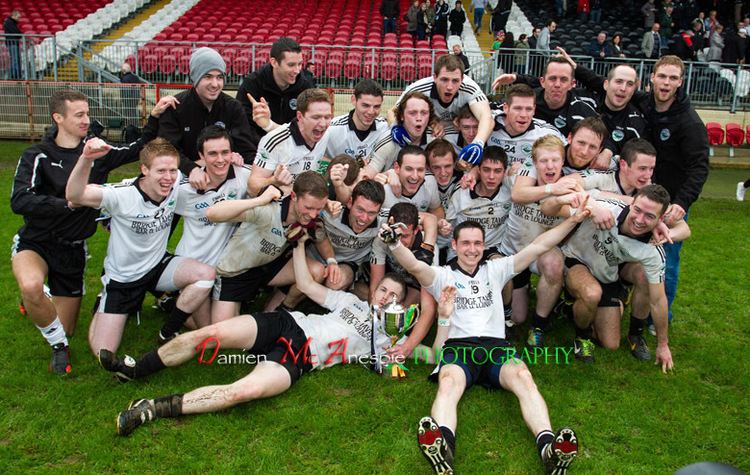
left=737, top=181, right=746, bottom=201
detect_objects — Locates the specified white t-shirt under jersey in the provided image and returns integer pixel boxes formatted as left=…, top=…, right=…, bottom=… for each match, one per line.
left=325, top=111, right=389, bottom=163
left=255, top=120, right=329, bottom=179
left=99, top=174, right=181, bottom=282
left=292, top=290, right=391, bottom=370
left=426, top=257, right=516, bottom=340
left=174, top=165, right=251, bottom=266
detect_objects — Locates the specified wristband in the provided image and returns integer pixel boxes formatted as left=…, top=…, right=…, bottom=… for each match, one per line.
left=437, top=318, right=451, bottom=327
left=544, top=184, right=552, bottom=194
left=388, top=239, right=402, bottom=251
left=326, top=257, right=338, bottom=266
left=420, top=242, right=435, bottom=252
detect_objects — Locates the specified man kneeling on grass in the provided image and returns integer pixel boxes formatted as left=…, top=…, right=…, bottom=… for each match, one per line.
left=99, top=228, right=408, bottom=436
left=384, top=210, right=592, bottom=474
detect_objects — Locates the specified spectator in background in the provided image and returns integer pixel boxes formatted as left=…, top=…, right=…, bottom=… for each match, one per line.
left=673, top=28, right=697, bottom=60
left=690, top=20, right=706, bottom=59
left=693, top=11, right=707, bottom=36
left=578, top=0, right=591, bottom=21
left=449, top=1, right=467, bottom=37
left=707, top=23, right=724, bottom=62
left=472, top=0, right=485, bottom=34
left=528, top=26, right=541, bottom=49
left=300, top=61, right=317, bottom=87
left=514, top=33, right=530, bottom=74
left=119, top=63, right=143, bottom=126
left=722, top=25, right=746, bottom=64
left=642, top=0, right=657, bottom=28
left=3, top=9, right=22, bottom=79
left=434, top=0, right=450, bottom=37
left=707, top=10, right=720, bottom=37
left=588, top=31, right=612, bottom=60
left=590, top=0, right=602, bottom=24
left=610, top=33, right=626, bottom=57
left=452, top=43, right=471, bottom=72
left=641, top=22, right=663, bottom=59
left=499, top=31, right=515, bottom=73
left=490, top=0, right=512, bottom=36
left=491, top=30, right=505, bottom=51
left=407, top=1, right=420, bottom=39
left=417, top=1, right=435, bottom=40
left=659, top=6, right=675, bottom=40
left=380, top=0, right=400, bottom=34
left=538, top=19, right=556, bottom=53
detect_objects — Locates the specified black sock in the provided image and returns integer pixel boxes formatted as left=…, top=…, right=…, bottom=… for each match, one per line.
left=535, top=430, right=554, bottom=459
left=629, top=314, right=647, bottom=337
left=153, top=394, right=183, bottom=418
left=136, top=349, right=166, bottom=378
left=533, top=312, right=551, bottom=331
left=575, top=325, right=592, bottom=340
left=161, top=307, right=191, bottom=336
left=439, top=425, right=456, bottom=454
left=504, top=304, right=513, bottom=324
left=744, top=178, right=750, bottom=188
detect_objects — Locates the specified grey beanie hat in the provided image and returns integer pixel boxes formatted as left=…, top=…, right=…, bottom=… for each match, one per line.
left=190, top=47, right=226, bottom=88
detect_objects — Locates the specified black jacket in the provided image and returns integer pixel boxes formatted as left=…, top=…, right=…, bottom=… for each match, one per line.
left=642, top=88, right=709, bottom=211
left=3, top=16, right=21, bottom=45
left=380, top=0, right=399, bottom=18
left=236, top=63, right=314, bottom=145
left=10, top=117, right=158, bottom=242
left=158, top=88, right=258, bottom=173
left=573, top=65, right=647, bottom=156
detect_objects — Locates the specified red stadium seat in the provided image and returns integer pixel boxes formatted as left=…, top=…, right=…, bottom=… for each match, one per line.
left=400, top=54, right=416, bottom=82
left=706, top=122, right=724, bottom=157
left=381, top=54, right=398, bottom=81
left=233, top=56, right=250, bottom=76
left=344, top=53, right=362, bottom=80
left=141, top=54, right=159, bottom=74
left=725, top=123, right=744, bottom=158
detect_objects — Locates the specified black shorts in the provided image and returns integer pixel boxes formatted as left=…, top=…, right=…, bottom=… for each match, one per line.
left=483, top=246, right=504, bottom=261
left=215, top=250, right=293, bottom=302
left=429, top=337, right=514, bottom=390
left=564, top=257, right=626, bottom=308
left=250, top=310, right=313, bottom=384
left=99, top=254, right=175, bottom=315
left=513, top=268, right=531, bottom=289
left=12, top=236, right=86, bottom=297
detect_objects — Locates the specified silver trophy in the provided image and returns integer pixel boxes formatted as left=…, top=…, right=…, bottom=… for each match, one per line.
left=371, top=296, right=420, bottom=378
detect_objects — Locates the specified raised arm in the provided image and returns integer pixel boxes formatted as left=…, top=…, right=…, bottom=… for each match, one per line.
left=383, top=222, right=436, bottom=288
left=65, top=138, right=112, bottom=208
left=205, top=185, right=281, bottom=223
left=292, top=235, right=329, bottom=307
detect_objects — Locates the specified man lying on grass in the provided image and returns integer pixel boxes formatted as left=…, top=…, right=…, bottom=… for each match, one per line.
left=99, top=227, right=408, bottom=436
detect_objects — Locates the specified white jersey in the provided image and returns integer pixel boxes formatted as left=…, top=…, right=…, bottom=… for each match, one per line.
left=397, top=75, right=488, bottom=125
left=255, top=120, right=329, bottom=179
left=435, top=170, right=463, bottom=251
left=292, top=290, right=391, bottom=370
left=488, top=114, right=567, bottom=165
left=325, top=111, right=389, bottom=163
left=427, top=257, right=516, bottom=340
left=174, top=165, right=251, bottom=266
left=562, top=200, right=666, bottom=284
left=446, top=179, right=513, bottom=249
left=367, top=126, right=438, bottom=172
left=322, top=208, right=382, bottom=264
left=99, top=175, right=181, bottom=282
left=380, top=174, right=441, bottom=218
left=216, top=196, right=295, bottom=277
left=370, top=231, right=425, bottom=288
left=578, top=169, right=633, bottom=198
left=500, top=174, right=563, bottom=256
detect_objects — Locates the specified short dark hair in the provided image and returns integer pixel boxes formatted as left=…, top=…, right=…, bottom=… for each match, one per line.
left=49, top=89, right=88, bottom=117
left=327, top=154, right=360, bottom=186
left=452, top=220, right=485, bottom=241
left=605, top=63, right=637, bottom=81
left=481, top=146, right=508, bottom=167
left=434, top=54, right=465, bottom=76
left=546, top=18, right=556, bottom=27
left=297, top=88, right=332, bottom=115
left=396, top=145, right=427, bottom=167
left=293, top=171, right=328, bottom=199
left=270, top=37, right=302, bottom=62
left=353, top=78, right=383, bottom=98
left=505, top=83, right=536, bottom=104
left=425, top=138, right=457, bottom=163
left=351, top=179, right=385, bottom=206
left=621, top=138, right=657, bottom=167
left=380, top=272, right=408, bottom=302
left=543, top=56, right=574, bottom=77
left=197, top=125, right=232, bottom=155
left=570, top=116, right=608, bottom=143
left=388, top=202, right=419, bottom=228
left=633, top=184, right=671, bottom=215
left=454, top=104, right=477, bottom=122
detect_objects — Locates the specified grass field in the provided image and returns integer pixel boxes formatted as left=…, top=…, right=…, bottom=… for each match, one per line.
left=0, top=139, right=747, bottom=474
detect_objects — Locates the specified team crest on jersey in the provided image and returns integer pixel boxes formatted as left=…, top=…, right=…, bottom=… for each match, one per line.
left=522, top=144, right=532, bottom=155
left=227, top=191, right=238, bottom=199
left=271, top=227, right=282, bottom=237
left=214, top=121, right=226, bottom=129
left=554, top=116, right=566, bottom=129
left=455, top=282, right=465, bottom=289
left=168, top=199, right=175, bottom=207
left=612, top=129, right=625, bottom=142
left=289, top=99, right=298, bottom=111
left=660, top=128, right=671, bottom=141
